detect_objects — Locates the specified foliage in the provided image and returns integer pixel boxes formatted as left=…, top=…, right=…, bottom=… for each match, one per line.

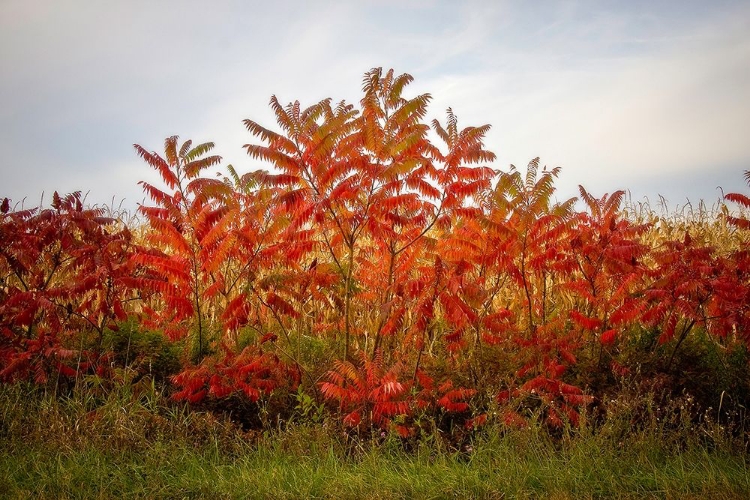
left=1, top=68, right=749, bottom=440
left=0, top=192, right=137, bottom=384
left=131, top=136, right=228, bottom=355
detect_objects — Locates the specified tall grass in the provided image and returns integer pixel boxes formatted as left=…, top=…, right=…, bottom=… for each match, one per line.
left=1, top=382, right=748, bottom=499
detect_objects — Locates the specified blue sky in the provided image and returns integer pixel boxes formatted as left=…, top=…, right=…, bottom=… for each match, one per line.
left=1, top=0, right=749, bottom=212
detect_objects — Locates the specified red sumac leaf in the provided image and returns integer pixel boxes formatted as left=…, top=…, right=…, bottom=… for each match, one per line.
left=395, top=424, right=412, bottom=438
left=600, top=329, right=617, bottom=345
left=465, top=413, right=488, bottom=429
left=496, top=390, right=511, bottom=404
left=570, top=310, right=602, bottom=331
left=547, top=407, right=563, bottom=428
left=343, top=411, right=361, bottom=427
left=57, top=363, right=77, bottom=378
left=187, top=389, right=207, bottom=404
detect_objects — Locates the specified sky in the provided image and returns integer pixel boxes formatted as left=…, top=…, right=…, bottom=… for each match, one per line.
left=1, top=0, right=749, bottom=214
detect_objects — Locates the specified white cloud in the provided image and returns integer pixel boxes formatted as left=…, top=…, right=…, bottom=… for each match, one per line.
left=2, top=0, right=749, bottom=210
left=415, top=3, right=750, bottom=202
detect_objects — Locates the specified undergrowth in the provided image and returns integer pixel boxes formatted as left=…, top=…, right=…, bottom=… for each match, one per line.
left=1, top=381, right=748, bottom=499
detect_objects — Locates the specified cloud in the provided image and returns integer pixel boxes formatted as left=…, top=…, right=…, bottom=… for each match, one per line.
left=416, top=2, right=750, bottom=202
left=2, top=0, right=749, bottom=211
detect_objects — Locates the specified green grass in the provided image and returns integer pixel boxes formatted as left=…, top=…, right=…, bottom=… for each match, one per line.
left=1, top=383, right=748, bottom=499
left=2, top=433, right=748, bottom=499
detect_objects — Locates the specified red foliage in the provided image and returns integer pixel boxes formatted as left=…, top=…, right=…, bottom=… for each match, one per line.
left=724, top=170, right=750, bottom=230
left=0, top=192, right=137, bottom=383
left=172, top=345, right=299, bottom=403
left=320, top=352, right=411, bottom=430
left=320, top=353, right=476, bottom=433
left=640, top=231, right=750, bottom=368
left=132, top=136, right=229, bottom=353
left=3, top=69, right=749, bottom=439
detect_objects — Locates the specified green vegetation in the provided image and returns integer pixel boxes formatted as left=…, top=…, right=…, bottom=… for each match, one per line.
left=3, top=441, right=748, bottom=499
left=2, top=382, right=748, bottom=499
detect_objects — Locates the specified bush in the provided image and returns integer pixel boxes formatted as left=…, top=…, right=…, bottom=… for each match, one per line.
left=103, top=319, right=181, bottom=383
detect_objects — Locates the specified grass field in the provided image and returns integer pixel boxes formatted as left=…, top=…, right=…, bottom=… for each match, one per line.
left=3, top=428, right=748, bottom=498
left=2, top=384, right=748, bottom=499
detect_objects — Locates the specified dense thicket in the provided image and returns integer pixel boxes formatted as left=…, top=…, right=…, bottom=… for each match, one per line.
left=2, top=68, right=749, bottom=439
